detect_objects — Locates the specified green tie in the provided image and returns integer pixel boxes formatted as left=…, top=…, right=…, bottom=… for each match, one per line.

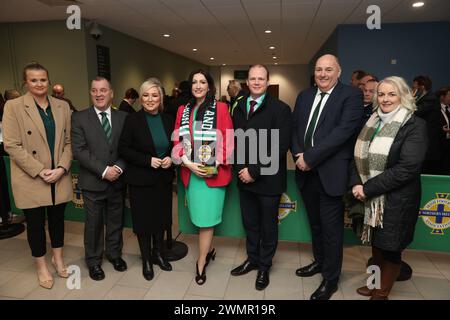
left=304, top=92, right=327, bottom=149
left=100, top=112, right=112, bottom=143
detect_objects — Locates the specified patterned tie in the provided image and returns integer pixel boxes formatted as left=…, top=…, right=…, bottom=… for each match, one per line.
left=248, top=100, right=257, bottom=119
left=304, top=92, right=327, bottom=150
left=100, top=112, right=112, bottom=143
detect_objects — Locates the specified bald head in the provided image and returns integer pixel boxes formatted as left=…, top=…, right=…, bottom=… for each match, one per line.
left=52, top=84, right=64, bottom=98
left=314, top=54, right=341, bottom=92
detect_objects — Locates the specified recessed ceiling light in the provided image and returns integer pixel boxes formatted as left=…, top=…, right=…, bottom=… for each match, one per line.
left=412, top=2, right=424, bottom=7
left=222, top=63, right=226, bottom=66
left=192, top=48, right=198, bottom=51
left=264, top=30, right=272, bottom=34
left=272, top=56, right=277, bottom=59
left=210, top=57, right=215, bottom=60
left=163, top=34, right=170, bottom=38
left=269, top=46, right=275, bottom=50
left=274, top=63, right=278, bottom=65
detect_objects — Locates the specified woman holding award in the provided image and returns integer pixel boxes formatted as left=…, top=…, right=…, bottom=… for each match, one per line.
left=173, top=69, right=233, bottom=285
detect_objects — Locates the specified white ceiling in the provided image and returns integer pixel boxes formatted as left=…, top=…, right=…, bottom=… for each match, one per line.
left=1, top=0, right=449, bottom=66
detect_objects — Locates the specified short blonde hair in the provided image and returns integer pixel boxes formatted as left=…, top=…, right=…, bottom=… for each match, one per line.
left=139, top=77, right=164, bottom=112
left=373, top=76, right=417, bottom=111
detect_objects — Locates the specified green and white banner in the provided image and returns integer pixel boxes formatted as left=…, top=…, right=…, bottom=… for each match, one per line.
left=4, top=157, right=450, bottom=252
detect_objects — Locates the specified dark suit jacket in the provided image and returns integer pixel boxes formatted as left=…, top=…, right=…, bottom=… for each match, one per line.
left=119, top=109, right=175, bottom=186
left=232, top=93, right=292, bottom=196
left=291, top=81, right=363, bottom=197
left=118, top=100, right=135, bottom=114
left=71, top=107, right=127, bottom=192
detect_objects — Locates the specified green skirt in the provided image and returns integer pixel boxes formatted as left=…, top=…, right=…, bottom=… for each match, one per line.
left=186, top=174, right=226, bottom=228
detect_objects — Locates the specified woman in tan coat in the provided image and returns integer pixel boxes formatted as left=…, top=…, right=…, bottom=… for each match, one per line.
left=3, top=62, right=73, bottom=289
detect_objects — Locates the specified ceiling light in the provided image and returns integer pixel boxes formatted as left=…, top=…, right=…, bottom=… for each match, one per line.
left=264, top=30, right=272, bottom=34
left=274, top=63, right=278, bottom=65
left=192, top=48, right=198, bottom=51
left=269, top=46, right=275, bottom=50
left=412, top=2, right=424, bottom=7
left=272, top=56, right=277, bottom=59
left=210, top=57, right=215, bottom=60
left=222, top=63, right=226, bottom=66
left=163, top=34, right=170, bottom=38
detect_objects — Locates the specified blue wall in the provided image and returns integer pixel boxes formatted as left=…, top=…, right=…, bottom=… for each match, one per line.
left=338, top=22, right=450, bottom=90
left=312, top=22, right=450, bottom=90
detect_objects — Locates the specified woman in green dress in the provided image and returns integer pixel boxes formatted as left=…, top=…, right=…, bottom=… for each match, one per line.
left=173, top=69, right=233, bottom=285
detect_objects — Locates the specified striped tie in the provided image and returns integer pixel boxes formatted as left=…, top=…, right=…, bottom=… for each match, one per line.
left=100, top=112, right=112, bottom=143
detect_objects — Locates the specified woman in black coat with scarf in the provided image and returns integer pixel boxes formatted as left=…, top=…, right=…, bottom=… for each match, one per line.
left=349, top=76, right=428, bottom=300
left=119, top=78, right=174, bottom=281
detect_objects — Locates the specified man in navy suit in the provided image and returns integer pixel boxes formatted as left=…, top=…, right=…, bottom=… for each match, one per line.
left=291, top=54, right=363, bottom=300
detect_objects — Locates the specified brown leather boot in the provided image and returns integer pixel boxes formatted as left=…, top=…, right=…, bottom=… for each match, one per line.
left=357, top=246, right=384, bottom=297
left=370, top=260, right=401, bottom=300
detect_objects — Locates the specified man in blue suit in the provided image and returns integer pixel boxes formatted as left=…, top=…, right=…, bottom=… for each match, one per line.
left=292, top=54, right=363, bottom=300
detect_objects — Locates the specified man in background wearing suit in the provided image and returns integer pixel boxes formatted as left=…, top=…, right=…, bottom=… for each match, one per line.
left=292, top=54, right=363, bottom=300
left=71, top=77, right=128, bottom=281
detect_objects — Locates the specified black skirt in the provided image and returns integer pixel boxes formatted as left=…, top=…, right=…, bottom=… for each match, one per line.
left=129, top=180, right=172, bottom=235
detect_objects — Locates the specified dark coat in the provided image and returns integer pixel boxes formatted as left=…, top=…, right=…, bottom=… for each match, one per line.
left=118, top=100, right=136, bottom=114
left=118, top=109, right=174, bottom=186
left=292, top=82, right=364, bottom=197
left=71, top=107, right=127, bottom=192
left=232, top=93, right=292, bottom=196
left=349, top=115, right=428, bottom=251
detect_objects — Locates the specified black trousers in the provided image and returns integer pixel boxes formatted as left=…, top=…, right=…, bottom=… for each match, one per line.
left=136, top=232, right=164, bottom=261
left=22, top=202, right=66, bottom=257
left=300, top=171, right=344, bottom=282
left=239, top=189, right=281, bottom=271
left=82, top=187, right=124, bottom=267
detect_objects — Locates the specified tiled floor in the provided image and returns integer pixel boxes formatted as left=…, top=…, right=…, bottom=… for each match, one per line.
left=1, top=202, right=450, bottom=300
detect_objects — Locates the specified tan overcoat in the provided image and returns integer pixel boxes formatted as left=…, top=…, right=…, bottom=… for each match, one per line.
left=3, top=92, right=72, bottom=209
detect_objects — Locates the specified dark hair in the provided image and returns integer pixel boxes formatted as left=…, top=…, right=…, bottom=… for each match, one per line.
left=22, top=62, right=50, bottom=84
left=413, top=75, right=432, bottom=91
left=187, top=69, right=216, bottom=111
left=91, top=76, right=112, bottom=89
left=248, top=64, right=270, bottom=80
left=124, top=88, right=139, bottom=99
left=352, top=70, right=366, bottom=80
left=179, top=80, right=190, bottom=93
left=0, top=93, right=5, bottom=120
left=435, top=86, right=450, bottom=99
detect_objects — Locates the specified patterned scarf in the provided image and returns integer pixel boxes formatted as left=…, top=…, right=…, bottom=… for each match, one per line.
left=179, top=100, right=217, bottom=165
left=354, top=105, right=412, bottom=243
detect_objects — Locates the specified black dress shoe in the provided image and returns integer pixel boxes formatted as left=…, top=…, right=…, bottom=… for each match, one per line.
left=310, top=280, right=338, bottom=300
left=153, top=254, right=172, bottom=271
left=231, top=260, right=258, bottom=276
left=255, top=270, right=270, bottom=290
left=142, top=260, right=154, bottom=281
left=295, top=261, right=321, bottom=277
left=108, top=257, right=127, bottom=272
left=88, top=265, right=105, bottom=281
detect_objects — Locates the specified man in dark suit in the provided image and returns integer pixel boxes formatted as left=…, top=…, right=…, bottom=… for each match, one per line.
left=118, top=88, right=138, bottom=114
left=230, top=64, right=292, bottom=291
left=292, top=54, right=363, bottom=300
left=71, top=77, right=128, bottom=281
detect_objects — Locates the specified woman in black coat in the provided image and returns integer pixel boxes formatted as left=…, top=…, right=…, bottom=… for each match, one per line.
left=349, top=76, right=428, bottom=300
left=119, top=78, right=175, bottom=281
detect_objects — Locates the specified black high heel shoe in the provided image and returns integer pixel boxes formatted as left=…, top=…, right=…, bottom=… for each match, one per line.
left=195, top=261, right=206, bottom=285
left=205, top=248, right=216, bottom=267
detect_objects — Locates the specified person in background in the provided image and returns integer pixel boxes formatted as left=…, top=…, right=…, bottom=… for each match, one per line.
left=227, top=80, right=246, bottom=115
left=118, top=88, right=139, bottom=114
left=119, top=78, right=174, bottom=281
left=351, top=70, right=366, bottom=87
left=4, top=89, right=21, bottom=101
left=52, top=84, right=76, bottom=112
left=349, top=76, right=428, bottom=300
left=3, top=62, right=73, bottom=289
left=362, top=79, right=378, bottom=122
left=173, top=69, right=233, bottom=285
left=436, top=86, right=450, bottom=174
